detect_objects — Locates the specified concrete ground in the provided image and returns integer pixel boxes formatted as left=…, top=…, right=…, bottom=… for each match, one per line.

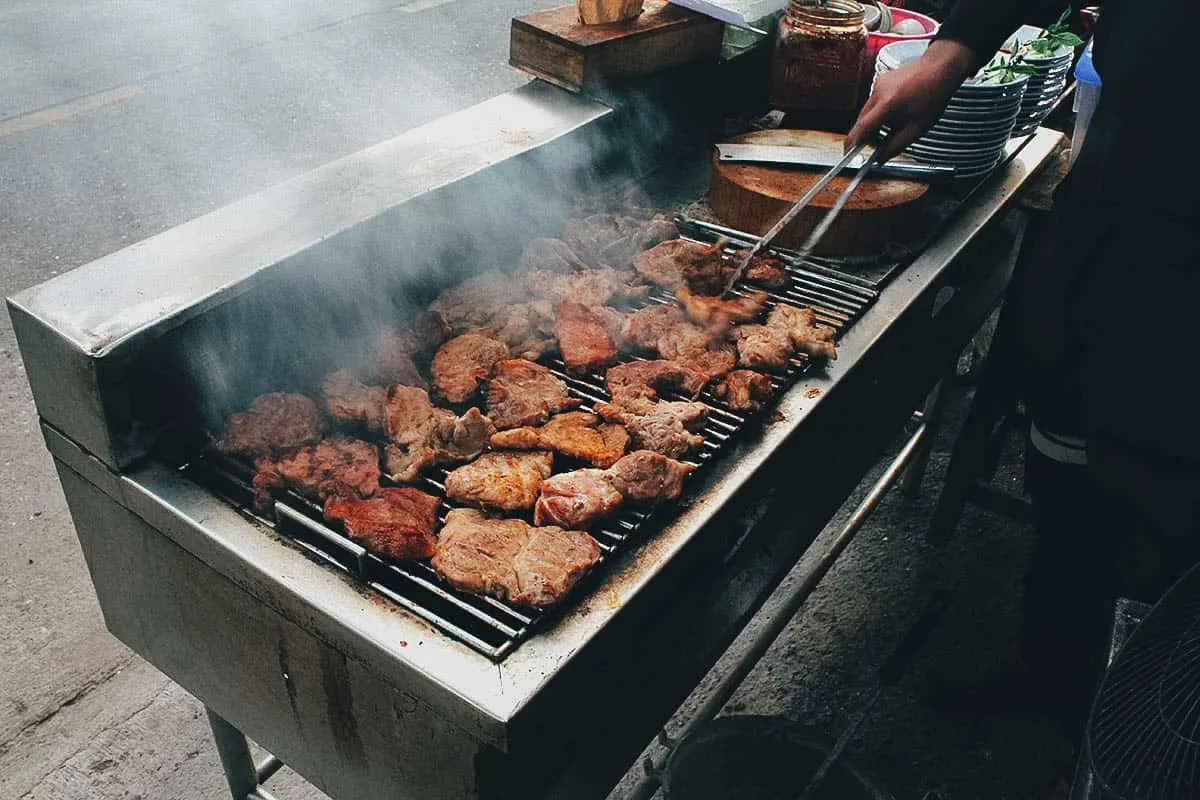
left=1, top=3, right=1072, bottom=798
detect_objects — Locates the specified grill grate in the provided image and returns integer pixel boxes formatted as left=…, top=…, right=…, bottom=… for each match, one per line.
left=178, top=225, right=885, bottom=661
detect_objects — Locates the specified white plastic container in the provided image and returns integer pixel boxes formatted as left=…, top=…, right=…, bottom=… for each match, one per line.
left=1071, top=38, right=1102, bottom=167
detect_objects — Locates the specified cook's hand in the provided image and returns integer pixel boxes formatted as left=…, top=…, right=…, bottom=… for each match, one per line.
left=846, top=40, right=977, bottom=163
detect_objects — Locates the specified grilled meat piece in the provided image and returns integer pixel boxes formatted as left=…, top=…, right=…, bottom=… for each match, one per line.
left=656, top=324, right=737, bottom=381
left=683, top=246, right=791, bottom=295
left=733, top=324, right=794, bottom=374
left=563, top=213, right=675, bottom=268
left=745, top=255, right=790, bottom=291
left=633, top=239, right=709, bottom=289
left=518, top=238, right=589, bottom=273
left=433, top=509, right=601, bottom=609
left=595, top=396, right=708, bottom=459
left=623, top=304, right=689, bottom=352
left=555, top=300, right=617, bottom=374
left=606, top=360, right=707, bottom=402
left=623, top=304, right=736, bottom=381
left=486, top=358, right=581, bottom=430
left=214, top=392, right=325, bottom=458
left=604, top=449, right=695, bottom=504
left=444, top=450, right=555, bottom=512
left=483, top=299, right=558, bottom=361
left=677, top=285, right=769, bottom=326
left=524, top=267, right=649, bottom=308
left=432, top=332, right=510, bottom=403
left=428, top=271, right=520, bottom=334
left=489, top=410, right=629, bottom=468
left=321, top=370, right=387, bottom=434
left=534, top=469, right=624, bottom=529
left=252, top=437, right=379, bottom=513
left=324, top=487, right=440, bottom=562
left=383, top=385, right=494, bottom=482
left=509, top=524, right=602, bottom=608
left=712, top=370, right=775, bottom=413
left=766, top=305, right=838, bottom=360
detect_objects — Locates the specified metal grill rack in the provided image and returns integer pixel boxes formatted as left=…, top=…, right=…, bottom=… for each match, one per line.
left=178, top=237, right=880, bottom=661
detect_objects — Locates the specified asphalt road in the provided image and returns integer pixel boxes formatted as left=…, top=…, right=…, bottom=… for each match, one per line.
left=0, top=1, right=550, bottom=795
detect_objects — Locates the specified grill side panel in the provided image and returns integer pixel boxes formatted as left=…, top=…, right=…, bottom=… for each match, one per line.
left=55, top=458, right=492, bottom=800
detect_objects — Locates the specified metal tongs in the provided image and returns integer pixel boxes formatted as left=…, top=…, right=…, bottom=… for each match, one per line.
left=721, top=140, right=882, bottom=297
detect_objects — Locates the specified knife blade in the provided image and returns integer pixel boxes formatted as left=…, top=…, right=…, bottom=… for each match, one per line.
left=716, top=143, right=955, bottom=179
left=720, top=142, right=868, bottom=297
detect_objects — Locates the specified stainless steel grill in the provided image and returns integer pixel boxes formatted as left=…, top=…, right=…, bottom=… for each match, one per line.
left=173, top=220, right=881, bottom=661
left=8, top=73, right=1065, bottom=800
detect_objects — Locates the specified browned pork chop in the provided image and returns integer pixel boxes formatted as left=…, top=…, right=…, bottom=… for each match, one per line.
left=320, top=370, right=387, bottom=434
left=712, top=370, right=776, bottom=413
left=487, top=359, right=581, bottom=430
left=604, top=449, right=695, bottom=504
left=432, top=332, right=510, bottom=403
left=489, top=410, right=629, bottom=468
left=535, top=469, right=624, bottom=529
left=252, top=437, right=379, bottom=513
left=214, top=392, right=324, bottom=457
left=444, top=450, right=555, bottom=512
left=433, top=509, right=601, bottom=609
left=323, top=487, right=440, bottom=561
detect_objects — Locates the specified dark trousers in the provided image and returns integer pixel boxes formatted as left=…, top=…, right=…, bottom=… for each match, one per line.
left=1020, top=419, right=1200, bottom=730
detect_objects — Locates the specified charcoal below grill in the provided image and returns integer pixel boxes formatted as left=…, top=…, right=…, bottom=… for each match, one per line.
left=177, top=227, right=881, bottom=661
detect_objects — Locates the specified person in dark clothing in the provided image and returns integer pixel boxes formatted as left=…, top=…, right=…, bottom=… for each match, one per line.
left=849, top=0, right=1200, bottom=738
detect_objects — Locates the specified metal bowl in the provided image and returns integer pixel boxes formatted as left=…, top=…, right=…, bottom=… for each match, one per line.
left=659, top=716, right=893, bottom=800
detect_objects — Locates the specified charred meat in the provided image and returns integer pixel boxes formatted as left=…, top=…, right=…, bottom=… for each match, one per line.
left=214, top=392, right=324, bottom=457
left=766, top=305, right=838, bottom=360
left=490, top=410, right=629, bottom=468
left=633, top=238, right=709, bottom=290
left=595, top=395, right=708, bottom=459
left=733, top=325, right=794, bottom=374
left=433, top=508, right=601, bottom=609
left=486, top=358, right=581, bottom=430
left=444, top=450, right=555, bottom=512
left=605, top=359, right=707, bottom=402
left=677, top=285, right=769, bottom=327
left=252, top=437, right=379, bottom=513
left=320, top=370, right=387, bottom=434
left=383, top=385, right=494, bottom=482
left=555, top=300, right=618, bottom=374
left=523, top=267, right=649, bottom=308
left=534, top=469, right=624, bottom=529
left=432, top=332, right=510, bottom=403
left=712, top=370, right=776, bottom=413
left=745, top=255, right=790, bottom=291
left=323, top=487, right=440, bottom=561
left=604, top=449, right=695, bottom=504
left=518, top=238, right=589, bottom=273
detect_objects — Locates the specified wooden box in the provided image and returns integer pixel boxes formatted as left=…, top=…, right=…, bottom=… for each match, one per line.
left=510, top=0, right=725, bottom=94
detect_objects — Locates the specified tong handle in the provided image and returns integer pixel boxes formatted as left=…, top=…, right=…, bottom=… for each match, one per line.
left=722, top=141, right=868, bottom=296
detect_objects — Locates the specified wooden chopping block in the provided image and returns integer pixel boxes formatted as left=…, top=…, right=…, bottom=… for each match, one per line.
left=710, top=129, right=932, bottom=258
left=510, top=0, right=724, bottom=94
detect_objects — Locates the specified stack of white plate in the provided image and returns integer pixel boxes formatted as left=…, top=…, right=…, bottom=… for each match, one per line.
left=873, top=40, right=1027, bottom=179
left=1004, top=26, right=1074, bottom=136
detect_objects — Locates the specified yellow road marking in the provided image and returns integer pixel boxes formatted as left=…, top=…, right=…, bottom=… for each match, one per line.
left=0, top=84, right=142, bottom=139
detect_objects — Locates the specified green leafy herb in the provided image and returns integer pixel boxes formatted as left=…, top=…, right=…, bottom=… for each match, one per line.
left=1022, top=7, right=1085, bottom=58
left=977, top=54, right=1038, bottom=85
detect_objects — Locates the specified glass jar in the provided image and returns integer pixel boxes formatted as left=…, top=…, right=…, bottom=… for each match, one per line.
left=769, top=0, right=868, bottom=115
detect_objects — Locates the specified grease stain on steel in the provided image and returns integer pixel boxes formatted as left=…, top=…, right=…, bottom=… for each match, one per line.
left=320, top=648, right=366, bottom=764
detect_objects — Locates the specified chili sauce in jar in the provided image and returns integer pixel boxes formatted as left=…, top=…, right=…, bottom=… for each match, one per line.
left=769, top=0, right=868, bottom=121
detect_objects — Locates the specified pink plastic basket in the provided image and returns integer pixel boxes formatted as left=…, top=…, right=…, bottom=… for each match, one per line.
left=866, top=7, right=939, bottom=72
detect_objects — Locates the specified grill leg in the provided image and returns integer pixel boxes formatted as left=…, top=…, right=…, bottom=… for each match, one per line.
left=206, top=707, right=282, bottom=800
left=900, top=379, right=948, bottom=498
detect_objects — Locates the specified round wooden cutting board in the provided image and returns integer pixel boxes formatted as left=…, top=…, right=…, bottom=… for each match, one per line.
left=710, top=129, right=932, bottom=258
